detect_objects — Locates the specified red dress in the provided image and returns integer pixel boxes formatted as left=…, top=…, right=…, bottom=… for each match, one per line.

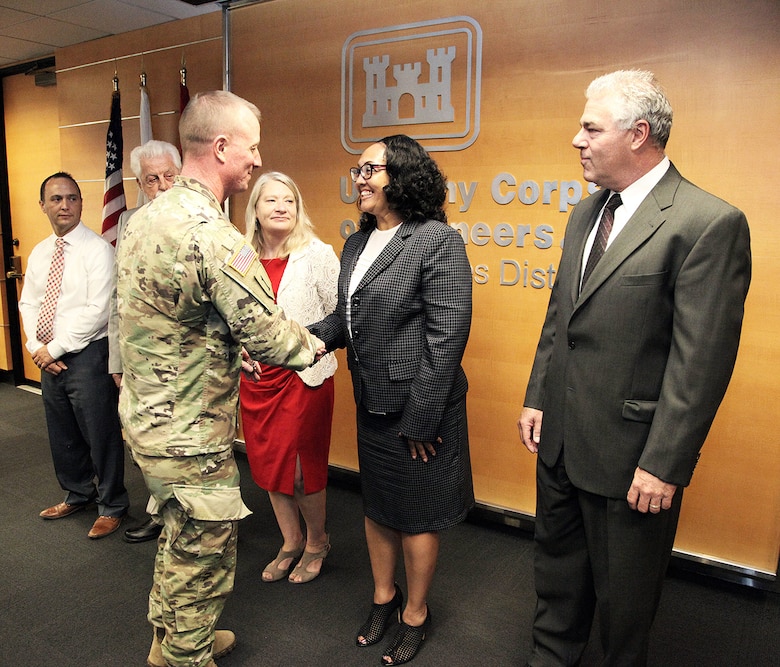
left=239, top=257, right=334, bottom=495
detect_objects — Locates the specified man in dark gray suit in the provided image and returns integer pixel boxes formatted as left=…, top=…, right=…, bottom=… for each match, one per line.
left=518, top=70, right=751, bottom=665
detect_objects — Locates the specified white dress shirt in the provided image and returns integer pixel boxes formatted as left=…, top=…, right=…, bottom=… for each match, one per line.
left=19, top=221, right=114, bottom=360
left=581, top=157, right=671, bottom=283
left=346, top=225, right=400, bottom=336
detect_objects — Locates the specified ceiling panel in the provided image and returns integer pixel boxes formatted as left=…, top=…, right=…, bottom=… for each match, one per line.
left=0, top=0, right=221, bottom=69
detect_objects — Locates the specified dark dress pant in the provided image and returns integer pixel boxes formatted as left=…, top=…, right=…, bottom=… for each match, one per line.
left=40, top=337, right=128, bottom=517
left=528, top=453, right=682, bottom=667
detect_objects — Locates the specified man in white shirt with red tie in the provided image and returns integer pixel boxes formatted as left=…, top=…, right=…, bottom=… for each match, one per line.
left=19, top=172, right=128, bottom=539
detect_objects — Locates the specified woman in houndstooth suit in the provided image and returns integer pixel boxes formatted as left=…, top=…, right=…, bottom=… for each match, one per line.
left=311, top=135, right=473, bottom=665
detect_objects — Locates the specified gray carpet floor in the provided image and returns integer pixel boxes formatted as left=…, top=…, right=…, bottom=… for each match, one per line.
left=0, top=380, right=777, bottom=666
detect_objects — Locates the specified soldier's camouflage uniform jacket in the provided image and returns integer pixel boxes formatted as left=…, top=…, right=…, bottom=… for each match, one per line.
left=115, top=176, right=318, bottom=519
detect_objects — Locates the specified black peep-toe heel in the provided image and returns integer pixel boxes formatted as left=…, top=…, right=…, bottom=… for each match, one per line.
left=381, top=606, right=431, bottom=665
left=355, top=583, right=403, bottom=647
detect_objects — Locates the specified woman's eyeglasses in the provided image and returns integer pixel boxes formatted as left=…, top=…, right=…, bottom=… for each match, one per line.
left=349, top=163, right=387, bottom=181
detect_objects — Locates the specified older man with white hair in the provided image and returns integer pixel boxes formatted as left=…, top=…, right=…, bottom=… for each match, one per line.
left=108, top=139, right=181, bottom=544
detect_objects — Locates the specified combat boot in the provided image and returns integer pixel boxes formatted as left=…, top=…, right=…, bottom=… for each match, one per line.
left=147, top=627, right=236, bottom=667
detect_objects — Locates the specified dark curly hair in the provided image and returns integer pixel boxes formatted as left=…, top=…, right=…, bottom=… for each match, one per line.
left=358, top=135, right=448, bottom=232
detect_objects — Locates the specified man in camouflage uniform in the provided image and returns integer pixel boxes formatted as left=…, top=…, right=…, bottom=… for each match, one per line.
left=116, top=90, right=323, bottom=667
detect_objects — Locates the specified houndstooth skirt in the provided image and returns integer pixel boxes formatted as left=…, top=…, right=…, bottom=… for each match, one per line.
left=356, top=397, right=474, bottom=534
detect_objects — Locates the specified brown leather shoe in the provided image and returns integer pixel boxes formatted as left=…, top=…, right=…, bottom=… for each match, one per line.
left=40, top=501, right=88, bottom=520
left=87, top=515, right=123, bottom=539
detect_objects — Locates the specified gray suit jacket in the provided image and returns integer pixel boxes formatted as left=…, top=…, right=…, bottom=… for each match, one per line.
left=524, top=163, right=751, bottom=497
left=311, top=220, right=472, bottom=442
left=108, top=206, right=140, bottom=374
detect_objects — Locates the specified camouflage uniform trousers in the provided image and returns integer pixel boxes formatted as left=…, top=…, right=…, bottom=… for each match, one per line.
left=132, top=447, right=250, bottom=667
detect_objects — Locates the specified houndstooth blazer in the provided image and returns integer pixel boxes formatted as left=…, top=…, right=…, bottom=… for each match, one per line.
left=310, top=220, right=472, bottom=442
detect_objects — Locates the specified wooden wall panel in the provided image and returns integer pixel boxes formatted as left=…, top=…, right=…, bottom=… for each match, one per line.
left=55, top=14, right=222, bottom=230
left=3, top=14, right=222, bottom=384
left=2, top=73, right=61, bottom=379
left=228, top=0, right=780, bottom=574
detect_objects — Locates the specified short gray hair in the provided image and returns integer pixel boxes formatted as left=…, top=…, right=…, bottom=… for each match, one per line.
left=586, top=70, right=673, bottom=149
left=129, top=140, right=181, bottom=180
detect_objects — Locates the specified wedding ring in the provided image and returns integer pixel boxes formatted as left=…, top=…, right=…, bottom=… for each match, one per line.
left=650, top=504, right=660, bottom=509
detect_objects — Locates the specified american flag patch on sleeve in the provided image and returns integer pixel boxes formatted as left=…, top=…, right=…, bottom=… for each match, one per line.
left=227, top=243, right=257, bottom=276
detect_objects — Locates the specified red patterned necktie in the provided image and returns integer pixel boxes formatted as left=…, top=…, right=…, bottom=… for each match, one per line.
left=36, top=237, right=66, bottom=344
left=581, top=193, right=622, bottom=289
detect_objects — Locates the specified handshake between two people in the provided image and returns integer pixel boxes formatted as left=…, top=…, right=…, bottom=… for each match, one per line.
left=241, top=335, right=326, bottom=382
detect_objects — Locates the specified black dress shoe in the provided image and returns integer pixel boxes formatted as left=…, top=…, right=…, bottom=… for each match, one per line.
left=123, top=517, right=162, bottom=543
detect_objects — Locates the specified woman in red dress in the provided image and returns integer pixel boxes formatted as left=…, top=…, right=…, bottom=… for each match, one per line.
left=239, top=172, right=339, bottom=583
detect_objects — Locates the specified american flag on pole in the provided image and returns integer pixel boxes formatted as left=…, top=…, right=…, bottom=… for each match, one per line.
left=101, top=77, right=127, bottom=245
left=180, top=64, right=190, bottom=113
left=177, top=63, right=190, bottom=154
left=137, top=72, right=153, bottom=206
left=139, top=73, right=152, bottom=145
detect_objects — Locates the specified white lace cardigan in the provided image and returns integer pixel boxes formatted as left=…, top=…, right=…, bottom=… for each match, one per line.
left=275, top=237, right=340, bottom=387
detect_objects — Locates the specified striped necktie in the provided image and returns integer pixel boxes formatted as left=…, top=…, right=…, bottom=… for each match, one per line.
left=581, top=193, right=622, bottom=289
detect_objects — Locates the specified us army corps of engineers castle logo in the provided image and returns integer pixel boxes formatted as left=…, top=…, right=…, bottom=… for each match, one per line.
left=341, top=16, right=482, bottom=153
